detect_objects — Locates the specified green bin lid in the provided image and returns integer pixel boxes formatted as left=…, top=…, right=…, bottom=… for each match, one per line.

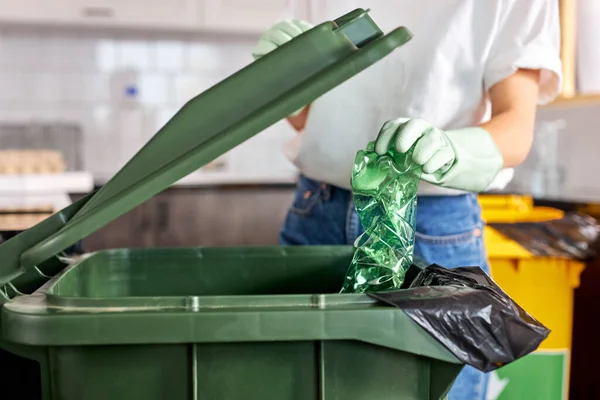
left=0, top=8, right=412, bottom=289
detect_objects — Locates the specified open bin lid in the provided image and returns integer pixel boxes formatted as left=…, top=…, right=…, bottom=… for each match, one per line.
left=0, top=8, right=412, bottom=290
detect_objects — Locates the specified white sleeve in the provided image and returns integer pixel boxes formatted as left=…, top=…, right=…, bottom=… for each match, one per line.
left=484, top=0, right=563, bottom=105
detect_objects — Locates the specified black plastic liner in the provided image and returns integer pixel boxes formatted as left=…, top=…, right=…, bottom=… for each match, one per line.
left=370, top=264, right=550, bottom=372
left=490, top=212, right=599, bottom=260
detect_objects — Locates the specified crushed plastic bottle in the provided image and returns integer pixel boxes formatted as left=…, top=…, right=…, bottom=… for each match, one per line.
left=341, top=141, right=422, bottom=293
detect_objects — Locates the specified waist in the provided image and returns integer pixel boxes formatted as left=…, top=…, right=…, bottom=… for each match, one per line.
left=299, top=175, right=479, bottom=212
left=298, top=174, right=483, bottom=235
left=416, top=191, right=479, bottom=212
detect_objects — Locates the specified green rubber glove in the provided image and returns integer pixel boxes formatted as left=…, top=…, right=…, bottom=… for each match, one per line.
left=252, top=19, right=313, bottom=117
left=374, top=118, right=504, bottom=192
left=252, top=19, right=313, bottom=59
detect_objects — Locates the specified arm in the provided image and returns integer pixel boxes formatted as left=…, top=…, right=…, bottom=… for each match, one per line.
left=373, top=0, right=559, bottom=193
left=481, top=68, right=540, bottom=168
left=286, top=105, right=310, bottom=132
left=252, top=19, right=314, bottom=133
left=373, top=68, right=542, bottom=192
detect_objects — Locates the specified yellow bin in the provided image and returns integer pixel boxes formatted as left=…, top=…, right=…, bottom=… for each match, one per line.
left=480, top=195, right=584, bottom=400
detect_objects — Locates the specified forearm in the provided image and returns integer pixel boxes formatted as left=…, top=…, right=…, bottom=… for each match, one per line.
left=479, top=68, right=540, bottom=168
left=286, top=105, right=311, bottom=132
left=480, top=108, right=535, bottom=168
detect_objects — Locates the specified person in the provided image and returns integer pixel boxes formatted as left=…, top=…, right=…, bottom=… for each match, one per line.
left=253, top=1, right=562, bottom=399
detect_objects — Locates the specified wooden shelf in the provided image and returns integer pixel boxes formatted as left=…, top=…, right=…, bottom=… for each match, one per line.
left=541, top=93, right=600, bottom=109
left=533, top=2, right=600, bottom=110
left=538, top=1, right=600, bottom=110
left=559, top=0, right=577, bottom=98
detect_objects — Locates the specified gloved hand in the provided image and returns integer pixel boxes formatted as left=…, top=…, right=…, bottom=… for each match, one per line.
left=374, top=118, right=504, bottom=192
left=252, top=19, right=314, bottom=59
left=252, top=19, right=314, bottom=117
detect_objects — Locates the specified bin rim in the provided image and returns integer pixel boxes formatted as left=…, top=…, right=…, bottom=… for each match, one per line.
left=0, top=9, right=413, bottom=291
left=2, top=261, right=459, bottom=366
left=1, top=304, right=460, bottom=365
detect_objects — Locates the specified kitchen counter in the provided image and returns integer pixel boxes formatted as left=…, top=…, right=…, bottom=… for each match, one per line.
left=0, top=171, right=94, bottom=210
left=94, top=172, right=298, bottom=188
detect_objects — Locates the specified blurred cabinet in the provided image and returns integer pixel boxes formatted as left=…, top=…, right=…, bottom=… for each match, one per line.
left=0, top=0, right=69, bottom=23
left=200, top=0, right=291, bottom=33
left=0, top=0, right=291, bottom=32
left=0, top=0, right=201, bottom=30
left=79, top=187, right=292, bottom=250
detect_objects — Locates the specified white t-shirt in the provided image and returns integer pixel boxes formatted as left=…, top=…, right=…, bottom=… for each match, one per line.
left=285, top=0, right=562, bottom=194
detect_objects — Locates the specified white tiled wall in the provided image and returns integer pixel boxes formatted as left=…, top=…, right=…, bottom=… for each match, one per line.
left=0, top=26, right=298, bottom=184
left=505, top=104, right=600, bottom=202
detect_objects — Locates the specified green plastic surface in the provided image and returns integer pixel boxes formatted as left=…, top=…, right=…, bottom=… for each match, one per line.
left=2, top=246, right=461, bottom=400
left=0, top=8, right=412, bottom=292
left=10, top=9, right=411, bottom=276
left=0, top=9, right=460, bottom=400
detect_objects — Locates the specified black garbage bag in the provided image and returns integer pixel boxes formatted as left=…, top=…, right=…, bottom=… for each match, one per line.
left=369, top=264, right=550, bottom=372
left=490, top=212, right=599, bottom=260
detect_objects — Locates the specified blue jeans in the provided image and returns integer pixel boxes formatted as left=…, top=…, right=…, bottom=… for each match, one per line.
left=280, top=175, right=490, bottom=400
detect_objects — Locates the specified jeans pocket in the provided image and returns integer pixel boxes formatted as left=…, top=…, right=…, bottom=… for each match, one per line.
left=290, top=176, right=331, bottom=216
left=414, top=224, right=486, bottom=269
left=415, top=227, right=482, bottom=245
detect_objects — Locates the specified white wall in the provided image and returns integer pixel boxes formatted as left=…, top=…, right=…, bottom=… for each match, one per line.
left=2, top=25, right=599, bottom=198
left=506, top=104, right=600, bottom=202
left=0, top=26, right=298, bottom=184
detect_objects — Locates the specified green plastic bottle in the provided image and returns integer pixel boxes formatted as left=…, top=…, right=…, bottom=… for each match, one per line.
left=341, top=142, right=422, bottom=293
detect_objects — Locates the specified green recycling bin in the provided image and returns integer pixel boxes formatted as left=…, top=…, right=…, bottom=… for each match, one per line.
left=1, top=247, right=462, bottom=400
left=0, top=9, right=463, bottom=400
